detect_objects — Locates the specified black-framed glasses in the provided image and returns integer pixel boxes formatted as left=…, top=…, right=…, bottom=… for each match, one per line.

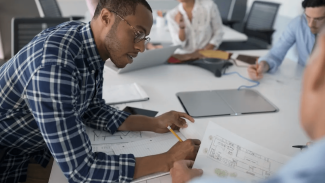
left=110, top=10, right=150, bottom=44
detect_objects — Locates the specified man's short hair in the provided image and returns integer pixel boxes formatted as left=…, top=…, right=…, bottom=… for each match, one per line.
left=93, top=0, right=152, bottom=18
left=302, top=0, right=325, bottom=8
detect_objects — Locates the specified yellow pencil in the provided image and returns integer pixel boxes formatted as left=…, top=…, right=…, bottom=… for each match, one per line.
left=167, top=126, right=183, bottom=142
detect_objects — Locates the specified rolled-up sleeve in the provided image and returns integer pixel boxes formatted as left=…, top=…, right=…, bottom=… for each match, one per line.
left=258, top=19, right=297, bottom=73
left=25, top=65, right=135, bottom=183
left=209, top=3, right=224, bottom=48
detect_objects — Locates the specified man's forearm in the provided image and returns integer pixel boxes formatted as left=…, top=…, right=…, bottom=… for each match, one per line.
left=134, top=153, right=172, bottom=179
left=118, top=115, right=157, bottom=131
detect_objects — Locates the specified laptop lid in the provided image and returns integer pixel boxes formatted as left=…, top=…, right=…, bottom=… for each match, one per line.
left=106, top=45, right=180, bottom=74
left=177, top=89, right=278, bottom=118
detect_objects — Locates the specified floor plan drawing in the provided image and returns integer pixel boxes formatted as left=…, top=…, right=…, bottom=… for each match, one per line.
left=84, top=126, right=144, bottom=144
left=193, top=122, right=290, bottom=182
left=205, top=135, right=283, bottom=180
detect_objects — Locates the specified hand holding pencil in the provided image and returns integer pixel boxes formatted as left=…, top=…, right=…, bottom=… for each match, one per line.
left=167, top=125, right=183, bottom=142
left=247, top=60, right=270, bottom=80
left=153, top=111, right=195, bottom=133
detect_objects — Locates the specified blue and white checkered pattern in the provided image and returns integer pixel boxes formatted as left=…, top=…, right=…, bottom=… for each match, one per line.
left=0, top=21, right=134, bottom=183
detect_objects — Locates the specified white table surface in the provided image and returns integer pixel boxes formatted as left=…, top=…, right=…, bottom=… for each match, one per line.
left=149, top=25, right=248, bottom=43
left=49, top=50, right=308, bottom=183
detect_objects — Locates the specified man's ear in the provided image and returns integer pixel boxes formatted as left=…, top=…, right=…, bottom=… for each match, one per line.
left=310, top=34, right=325, bottom=91
left=99, top=8, right=114, bottom=27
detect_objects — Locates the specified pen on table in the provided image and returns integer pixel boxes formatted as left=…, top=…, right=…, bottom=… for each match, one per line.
left=292, top=145, right=308, bottom=150
left=167, top=126, right=183, bottom=142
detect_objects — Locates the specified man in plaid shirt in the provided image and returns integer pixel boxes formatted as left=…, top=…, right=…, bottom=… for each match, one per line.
left=0, top=0, right=200, bottom=182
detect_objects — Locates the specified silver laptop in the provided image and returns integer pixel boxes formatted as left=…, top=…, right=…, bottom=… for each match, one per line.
left=106, top=45, right=180, bottom=74
left=177, top=89, right=278, bottom=118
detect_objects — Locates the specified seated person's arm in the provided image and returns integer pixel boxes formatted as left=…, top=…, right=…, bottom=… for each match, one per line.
left=248, top=18, right=298, bottom=80
left=167, top=10, right=187, bottom=46
left=205, top=2, right=224, bottom=50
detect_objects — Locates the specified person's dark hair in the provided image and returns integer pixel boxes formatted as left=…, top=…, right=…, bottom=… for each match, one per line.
left=302, top=0, right=325, bottom=8
left=93, top=0, right=152, bottom=18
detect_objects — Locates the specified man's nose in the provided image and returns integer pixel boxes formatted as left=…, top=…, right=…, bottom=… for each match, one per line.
left=309, top=18, right=317, bottom=27
left=134, top=40, right=146, bottom=53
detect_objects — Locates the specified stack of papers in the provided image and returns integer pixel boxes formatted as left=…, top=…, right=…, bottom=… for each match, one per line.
left=102, top=83, right=149, bottom=104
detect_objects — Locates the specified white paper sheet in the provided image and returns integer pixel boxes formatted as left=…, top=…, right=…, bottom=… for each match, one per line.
left=193, top=121, right=290, bottom=182
left=110, top=101, right=143, bottom=111
left=103, top=83, right=149, bottom=104
left=112, top=132, right=186, bottom=182
left=85, top=126, right=158, bottom=145
left=91, top=143, right=124, bottom=155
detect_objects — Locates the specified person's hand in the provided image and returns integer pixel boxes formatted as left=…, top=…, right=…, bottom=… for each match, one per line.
left=157, top=10, right=163, bottom=17
left=247, top=60, right=270, bottom=80
left=170, top=160, right=203, bottom=183
left=166, top=139, right=201, bottom=163
left=202, top=44, right=216, bottom=50
left=175, top=11, right=185, bottom=29
left=153, top=111, right=194, bottom=133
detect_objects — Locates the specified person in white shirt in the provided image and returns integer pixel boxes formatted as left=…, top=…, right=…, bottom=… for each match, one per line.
left=166, top=0, right=224, bottom=60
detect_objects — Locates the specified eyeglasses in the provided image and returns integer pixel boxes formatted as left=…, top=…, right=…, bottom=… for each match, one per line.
left=110, top=10, right=150, bottom=44
left=305, top=14, right=325, bottom=24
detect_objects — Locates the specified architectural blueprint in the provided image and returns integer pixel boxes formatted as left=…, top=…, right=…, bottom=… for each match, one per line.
left=85, top=126, right=158, bottom=144
left=193, top=122, right=290, bottom=182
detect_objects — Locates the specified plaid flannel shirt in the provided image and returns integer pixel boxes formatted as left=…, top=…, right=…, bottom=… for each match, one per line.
left=0, top=21, right=135, bottom=183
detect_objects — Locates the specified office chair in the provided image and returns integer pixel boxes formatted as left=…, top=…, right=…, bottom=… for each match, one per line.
left=243, top=1, right=280, bottom=45
left=219, top=1, right=280, bottom=50
left=11, top=17, right=70, bottom=56
left=35, top=0, right=84, bottom=20
left=213, top=0, right=247, bottom=28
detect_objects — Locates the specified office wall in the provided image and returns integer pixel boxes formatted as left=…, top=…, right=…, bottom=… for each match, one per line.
left=57, top=0, right=179, bottom=17
left=57, top=0, right=88, bottom=17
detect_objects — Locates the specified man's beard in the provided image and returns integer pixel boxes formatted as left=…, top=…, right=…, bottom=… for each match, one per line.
left=105, top=25, right=124, bottom=68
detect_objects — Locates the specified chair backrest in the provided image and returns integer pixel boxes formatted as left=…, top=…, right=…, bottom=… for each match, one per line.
left=213, top=0, right=233, bottom=21
left=213, top=0, right=247, bottom=22
left=11, top=17, right=69, bottom=56
left=0, top=0, right=40, bottom=61
left=245, top=1, right=280, bottom=31
left=35, top=0, right=62, bottom=17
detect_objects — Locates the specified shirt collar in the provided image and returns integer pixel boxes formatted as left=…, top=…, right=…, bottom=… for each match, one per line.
left=178, top=0, right=200, bottom=14
left=80, top=22, right=104, bottom=72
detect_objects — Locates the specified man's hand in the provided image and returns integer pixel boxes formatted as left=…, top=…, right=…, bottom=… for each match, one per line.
left=170, top=160, right=203, bottom=183
left=247, top=61, right=270, bottom=80
left=154, top=111, right=194, bottom=133
left=166, top=139, right=201, bottom=161
left=175, top=11, right=185, bottom=29
left=134, top=140, right=200, bottom=179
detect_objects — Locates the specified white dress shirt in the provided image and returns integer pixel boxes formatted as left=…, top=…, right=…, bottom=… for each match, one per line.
left=166, top=0, right=224, bottom=54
